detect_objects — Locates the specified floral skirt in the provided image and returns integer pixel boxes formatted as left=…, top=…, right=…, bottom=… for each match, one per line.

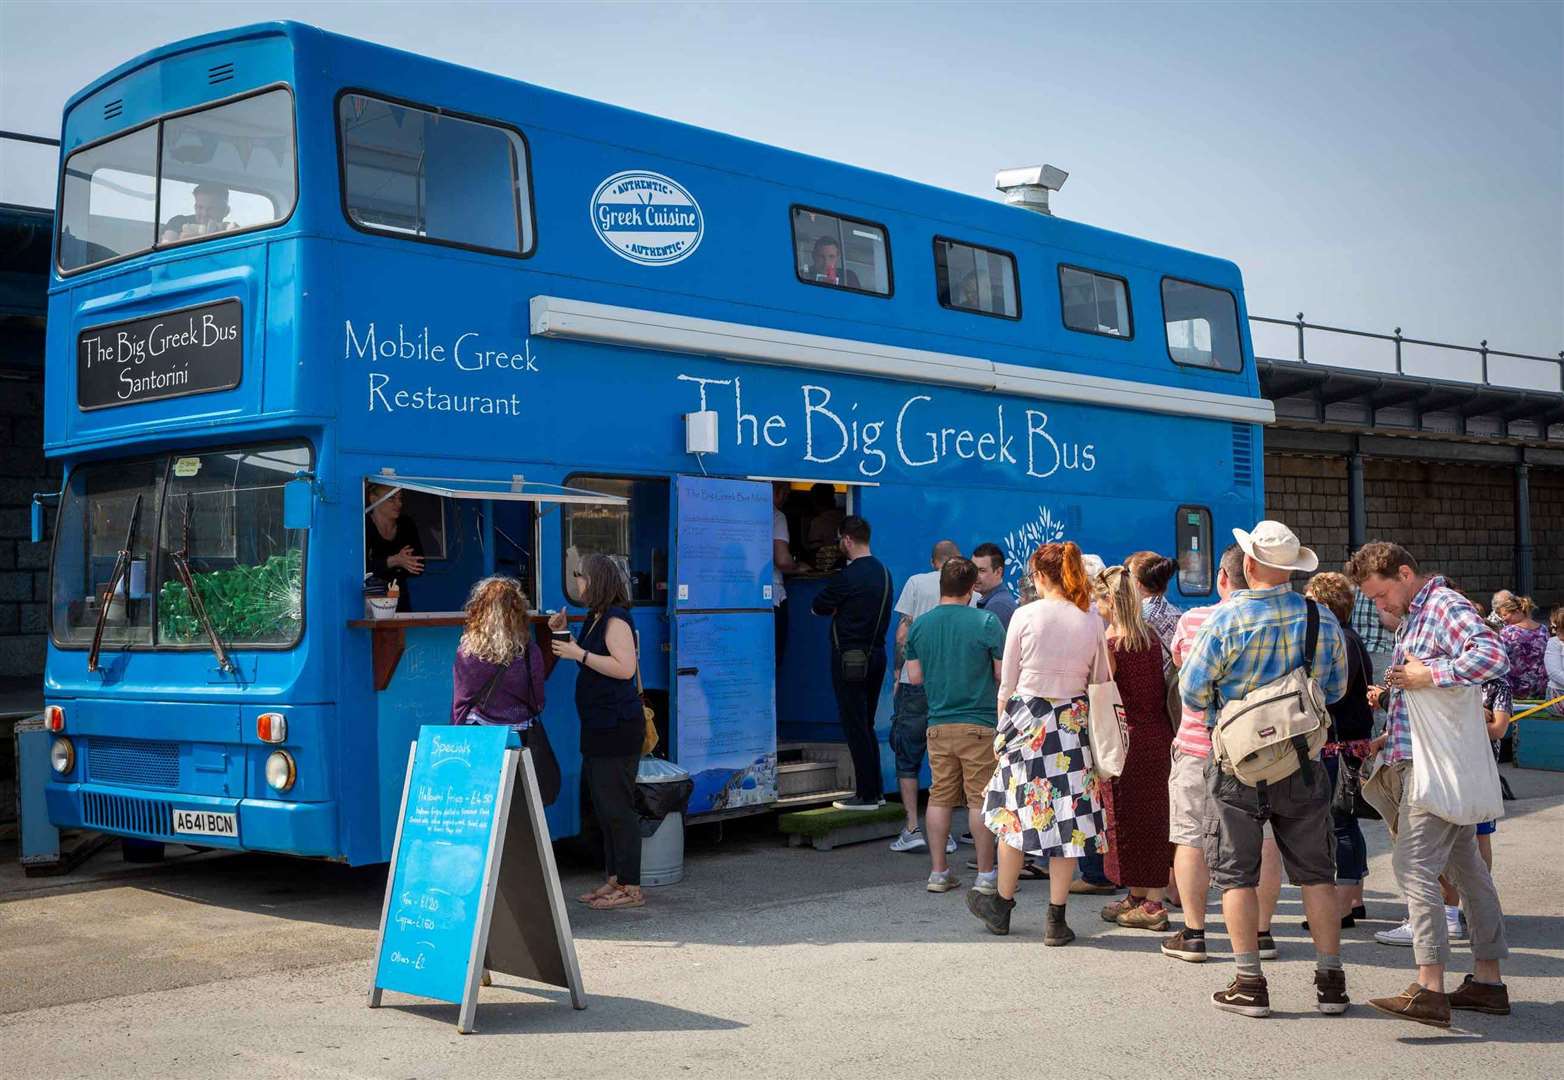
left=983, top=693, right=1108, bottom=858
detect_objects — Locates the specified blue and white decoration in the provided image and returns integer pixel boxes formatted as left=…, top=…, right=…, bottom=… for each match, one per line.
left=589, top=170, right=705, bottom=266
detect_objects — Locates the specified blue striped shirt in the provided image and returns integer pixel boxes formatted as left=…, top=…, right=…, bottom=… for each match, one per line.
left=1180, top=584, right=1349, bottom=721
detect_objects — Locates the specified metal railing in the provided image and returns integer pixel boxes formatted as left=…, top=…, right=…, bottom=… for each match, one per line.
left=1251, top=313, right=1564, bottom=393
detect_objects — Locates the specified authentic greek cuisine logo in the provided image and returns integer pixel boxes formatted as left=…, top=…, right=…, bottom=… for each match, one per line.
left=590, top=170, right=704, bottom=266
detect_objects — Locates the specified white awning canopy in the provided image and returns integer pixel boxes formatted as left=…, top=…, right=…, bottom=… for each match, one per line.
left=365, top=472, right=628, bottom=514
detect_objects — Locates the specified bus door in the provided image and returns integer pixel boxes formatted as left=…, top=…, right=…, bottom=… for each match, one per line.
left=669, top=475, right=778, bottom=816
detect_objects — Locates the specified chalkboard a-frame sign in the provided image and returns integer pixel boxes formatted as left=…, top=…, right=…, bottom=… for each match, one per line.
left=369, top=725, right=586, bottom=1033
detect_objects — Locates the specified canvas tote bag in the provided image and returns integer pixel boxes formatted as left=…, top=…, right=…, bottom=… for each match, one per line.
left=1087, top=679, right=1129, bottom=779
left=1405, top=684, right=1504, bottom=825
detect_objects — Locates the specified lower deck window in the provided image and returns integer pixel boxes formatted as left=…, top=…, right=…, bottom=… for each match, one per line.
left=1176, top=506, right=1212, bottom=596
left=562, top=476, right=668, bottom=605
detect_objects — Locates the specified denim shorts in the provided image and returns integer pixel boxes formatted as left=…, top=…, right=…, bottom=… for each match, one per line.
left=889, top=682, right=929, bottom=778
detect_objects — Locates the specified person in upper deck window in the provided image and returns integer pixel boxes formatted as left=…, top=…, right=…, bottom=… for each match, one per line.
left=161, top=183, right=238, bottom=243
left=804, top=236, right=861, bottom=289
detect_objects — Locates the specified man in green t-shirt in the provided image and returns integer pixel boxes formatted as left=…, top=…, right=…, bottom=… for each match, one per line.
left=904, top=557, right=1005, bottom=896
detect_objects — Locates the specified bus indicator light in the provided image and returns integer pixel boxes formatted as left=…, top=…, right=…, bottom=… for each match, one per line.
left=45, top=705, right=65, bottom=732
left=257, top=713, right=287, bottom=744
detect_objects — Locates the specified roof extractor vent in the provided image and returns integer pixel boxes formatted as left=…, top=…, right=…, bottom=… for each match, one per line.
left=208, top=62, right=234, bottom=85
left=995, top=164, right=1068, bottom=216
left=103, top=99, right=123, bottom=120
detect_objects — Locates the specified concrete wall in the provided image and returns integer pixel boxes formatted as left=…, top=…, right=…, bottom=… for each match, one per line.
left=1265, top=449, right=1563, bottom=612
left=0, top=375, right=57, bottom=678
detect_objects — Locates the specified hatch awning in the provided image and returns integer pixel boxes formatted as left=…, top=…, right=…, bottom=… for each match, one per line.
left=365, top=472, right=628, bottom=514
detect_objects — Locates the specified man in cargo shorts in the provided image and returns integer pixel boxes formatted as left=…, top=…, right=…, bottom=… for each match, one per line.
left=1160, top=543, right=1285, bottom=964
left=1180, top=521, right=1350, bottom=1018
left=903, top=558, right=1004, bottom=895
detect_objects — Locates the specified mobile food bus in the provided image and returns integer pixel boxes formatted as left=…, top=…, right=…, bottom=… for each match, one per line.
left=39, top=22, right=1272, bottom=865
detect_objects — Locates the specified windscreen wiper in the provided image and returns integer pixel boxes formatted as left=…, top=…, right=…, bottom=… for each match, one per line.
left=169, top=493, right=234, bottom=674
left=87, top=493, right=140, bottom=673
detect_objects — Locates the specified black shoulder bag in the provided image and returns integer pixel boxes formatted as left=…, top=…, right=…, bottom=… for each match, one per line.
left=835, top=564, right=892, bottom=683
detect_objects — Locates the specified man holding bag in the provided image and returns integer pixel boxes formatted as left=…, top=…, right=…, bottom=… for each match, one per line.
left=1347, top=542, right=1512, bottom=1027
left=1179, top=520, right=1349, bottom=1018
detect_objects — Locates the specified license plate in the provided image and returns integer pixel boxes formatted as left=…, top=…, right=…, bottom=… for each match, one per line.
left=173, top=809, right=237, bottom=837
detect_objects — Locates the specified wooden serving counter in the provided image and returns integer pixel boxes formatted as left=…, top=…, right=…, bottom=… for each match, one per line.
left=347, top=611, right=584, bottom=691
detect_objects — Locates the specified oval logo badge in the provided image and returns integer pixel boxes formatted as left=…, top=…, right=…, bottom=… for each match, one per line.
left=590, top=171, right=704, bottom=266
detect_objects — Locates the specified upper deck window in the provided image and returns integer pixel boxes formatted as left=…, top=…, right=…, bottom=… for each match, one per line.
left=934, top=238, right=1018, bottom=319
left=338, top=93, right=534, bottom=257
left=1162, top=277, right=1243, bottom=371
left=1060, top=265, right=1132, bottom=339
left=791, top=207, right=890, bottom=296
left=158, top=89, right=296, bottom=250
left=58, top=87, right=297, bottom=274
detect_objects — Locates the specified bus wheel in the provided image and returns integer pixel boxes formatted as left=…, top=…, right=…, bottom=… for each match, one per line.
left=121, top=838, right=166, bottom=863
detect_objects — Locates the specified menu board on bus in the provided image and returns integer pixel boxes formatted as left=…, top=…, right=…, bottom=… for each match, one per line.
left=76, top=299, right=243, bottom=410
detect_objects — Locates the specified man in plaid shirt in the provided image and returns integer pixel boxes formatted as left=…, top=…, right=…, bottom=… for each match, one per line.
left=1180, top=521, right=1350, bottom=1019
left=1347, top=541, right=1511, bottom=1028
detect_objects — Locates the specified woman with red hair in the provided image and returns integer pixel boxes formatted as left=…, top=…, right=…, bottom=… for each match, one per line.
left=968, top=541, right=1112, bottom=946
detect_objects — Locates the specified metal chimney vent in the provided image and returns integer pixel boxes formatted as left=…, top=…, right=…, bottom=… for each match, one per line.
left=103, top=99, right=123, bottom=120
left=208, top=62, right=235, bottom=85
left=995, top=164, right=1069, bottom=216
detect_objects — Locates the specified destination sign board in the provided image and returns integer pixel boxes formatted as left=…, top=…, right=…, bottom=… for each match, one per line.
left=77, top=299, right=242, bottom=410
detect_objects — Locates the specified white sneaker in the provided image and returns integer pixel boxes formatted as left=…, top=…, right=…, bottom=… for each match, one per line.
left=946, top=834, right=958, bottom=854
left=1447, top=906, right=1469, bottom=942
left=1375, top=919, right=1415, bottom=946
left=926, top=870, right=960, bottom=893
left=973, top=870, right=999, bottom=895
left=889, top=827, right=928, bottom=852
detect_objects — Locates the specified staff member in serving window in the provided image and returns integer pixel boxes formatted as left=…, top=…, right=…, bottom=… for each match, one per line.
left=365, top=483, right=424, bottom=612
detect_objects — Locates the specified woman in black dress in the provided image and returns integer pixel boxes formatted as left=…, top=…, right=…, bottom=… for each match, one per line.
left=549, top=553, right=647, bottom=910
left=365, top=483, right=423, bottom=612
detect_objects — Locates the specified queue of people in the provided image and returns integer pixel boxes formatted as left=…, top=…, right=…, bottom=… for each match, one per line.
left=825, top=514, right=1519, bottom=1026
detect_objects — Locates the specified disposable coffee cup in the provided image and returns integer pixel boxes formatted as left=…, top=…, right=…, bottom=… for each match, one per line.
left=551, top=628, right=572, bottom=643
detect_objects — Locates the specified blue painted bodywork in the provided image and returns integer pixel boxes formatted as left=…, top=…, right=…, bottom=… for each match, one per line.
left=42, top=22, right=1265, bottom=864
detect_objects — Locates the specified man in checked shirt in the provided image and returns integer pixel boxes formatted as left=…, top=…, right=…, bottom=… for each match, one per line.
left=1347, top=541, right=1511, bottom=1028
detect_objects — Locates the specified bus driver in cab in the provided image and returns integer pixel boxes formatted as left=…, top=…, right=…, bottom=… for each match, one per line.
left=161, top=182, right=238, bottom=242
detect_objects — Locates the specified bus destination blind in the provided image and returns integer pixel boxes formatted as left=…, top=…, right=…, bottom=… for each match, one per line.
left=77, top=299, right=243, bottom=410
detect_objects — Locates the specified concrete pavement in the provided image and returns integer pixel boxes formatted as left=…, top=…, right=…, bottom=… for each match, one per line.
left=2, top=763, right=1561, bottom=1079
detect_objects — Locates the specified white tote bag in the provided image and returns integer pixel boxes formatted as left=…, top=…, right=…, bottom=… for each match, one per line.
left=1087, top=680, right=1129, bottom=779
left=1404, top=685, right=1504, bottom=826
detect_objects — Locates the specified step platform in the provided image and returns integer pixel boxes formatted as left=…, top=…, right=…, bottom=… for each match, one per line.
left=779, top=803, right=905, bottom=851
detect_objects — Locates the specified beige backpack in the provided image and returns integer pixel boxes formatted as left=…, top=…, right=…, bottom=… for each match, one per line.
left=1210, top=600, right=1332, bottom=786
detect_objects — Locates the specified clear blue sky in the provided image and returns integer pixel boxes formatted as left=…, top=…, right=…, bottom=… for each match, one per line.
left=3, top=0, right=1560, bottom=363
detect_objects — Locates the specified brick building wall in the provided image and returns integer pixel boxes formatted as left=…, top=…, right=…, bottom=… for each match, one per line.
left=0, top=376, right=57, bottom=679
left=1265, top=449, right=1564, bottom=611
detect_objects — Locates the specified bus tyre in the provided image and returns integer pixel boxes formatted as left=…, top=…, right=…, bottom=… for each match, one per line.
left=121, top=838, right=166, bottom=863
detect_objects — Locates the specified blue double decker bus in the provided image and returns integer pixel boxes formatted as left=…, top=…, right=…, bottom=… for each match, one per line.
left=39, top=22, right=1272, bottom=865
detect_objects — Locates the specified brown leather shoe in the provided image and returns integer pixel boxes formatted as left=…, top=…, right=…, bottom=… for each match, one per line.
left=1368, top=983, right=1451, bottom=1028
left=1100, top=895, right=1139, bottom=921
left=1070, top=879, right=1117, bottom=895
left=1449, top=975, right=1511, bottom=1015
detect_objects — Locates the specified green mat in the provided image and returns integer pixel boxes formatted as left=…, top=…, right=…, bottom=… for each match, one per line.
left=778, top=803, right=904, bottom=837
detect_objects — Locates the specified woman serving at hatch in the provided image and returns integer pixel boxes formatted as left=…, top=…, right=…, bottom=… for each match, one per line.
left=365, top=483, right=424, bottom=612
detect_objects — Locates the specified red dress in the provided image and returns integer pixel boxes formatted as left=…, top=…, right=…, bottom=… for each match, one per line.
left=1101, top=637, right=1175, bottom=889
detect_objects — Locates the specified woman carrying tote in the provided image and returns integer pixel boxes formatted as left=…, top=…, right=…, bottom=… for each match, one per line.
left=1093, top=565, right=1176, bottom=931
left=968, top=541, right=1112, bottom=946
left=450, top=577, right=552, bottom=730
left=549, top=554, right=648, bottom=911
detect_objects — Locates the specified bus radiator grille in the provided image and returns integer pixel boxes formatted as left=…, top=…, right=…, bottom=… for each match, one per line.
left=82, top=791, right=175, bottom=838
left=89, top=737, right=181, bottom=789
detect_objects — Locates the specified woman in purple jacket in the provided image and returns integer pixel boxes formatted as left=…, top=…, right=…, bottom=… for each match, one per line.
left=450, top=577, right=552, bottom=731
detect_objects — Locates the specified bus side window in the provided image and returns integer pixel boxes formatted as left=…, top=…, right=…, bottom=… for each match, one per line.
left=1163, top=278, right=1242, bottom=371
left=562, top=476, right=669, bottom=605
left=1175, top=506, right=1212, bottom=595
left=790, top=206, right=891, bottom=296
left=934, top=238, right=1019, bottom=319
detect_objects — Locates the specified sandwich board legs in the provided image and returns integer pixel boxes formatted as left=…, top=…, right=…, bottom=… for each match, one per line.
left=517, top=747, right=589, bottom=1011
left=367, top=743, right=419, bottom=1010
left=457, top=747, right=521, bottom=1034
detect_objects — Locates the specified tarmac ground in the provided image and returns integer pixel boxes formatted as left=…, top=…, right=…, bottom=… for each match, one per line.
left=2, top=763, right=1561, bottom=1080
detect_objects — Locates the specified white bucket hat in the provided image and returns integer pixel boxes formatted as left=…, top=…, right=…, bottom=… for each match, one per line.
left=1080, top=553, right=1107, bottom=578
left=1232, top=520, right=1318, bottom=573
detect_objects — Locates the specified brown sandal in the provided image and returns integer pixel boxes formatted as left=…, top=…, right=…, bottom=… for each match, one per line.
left=577, top=882, right=620, bottom=905
left=589, top=887, right=645, bottom=910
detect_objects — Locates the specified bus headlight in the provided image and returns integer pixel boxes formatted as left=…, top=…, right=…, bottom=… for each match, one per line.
left=50, top=737, right=75, bottom=774
left=265, top=750, right=296, bottom=792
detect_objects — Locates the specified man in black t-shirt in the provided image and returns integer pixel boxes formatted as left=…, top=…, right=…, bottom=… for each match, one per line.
left=812, top=515, right=893, bottom=810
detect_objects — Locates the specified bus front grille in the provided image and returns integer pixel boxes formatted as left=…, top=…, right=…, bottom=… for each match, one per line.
left=82, top=791, right=174, bottom=838
left=89, top=738, right=181, bottom=789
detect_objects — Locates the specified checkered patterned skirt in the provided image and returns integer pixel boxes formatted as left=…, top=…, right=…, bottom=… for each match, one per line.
left=982, top=694, right=1108, bottom=859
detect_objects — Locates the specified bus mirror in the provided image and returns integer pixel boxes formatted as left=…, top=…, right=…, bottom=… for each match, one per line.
left=30, top=499, right=45, bottom=544
left=283, top=478, right=314, bottom=531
